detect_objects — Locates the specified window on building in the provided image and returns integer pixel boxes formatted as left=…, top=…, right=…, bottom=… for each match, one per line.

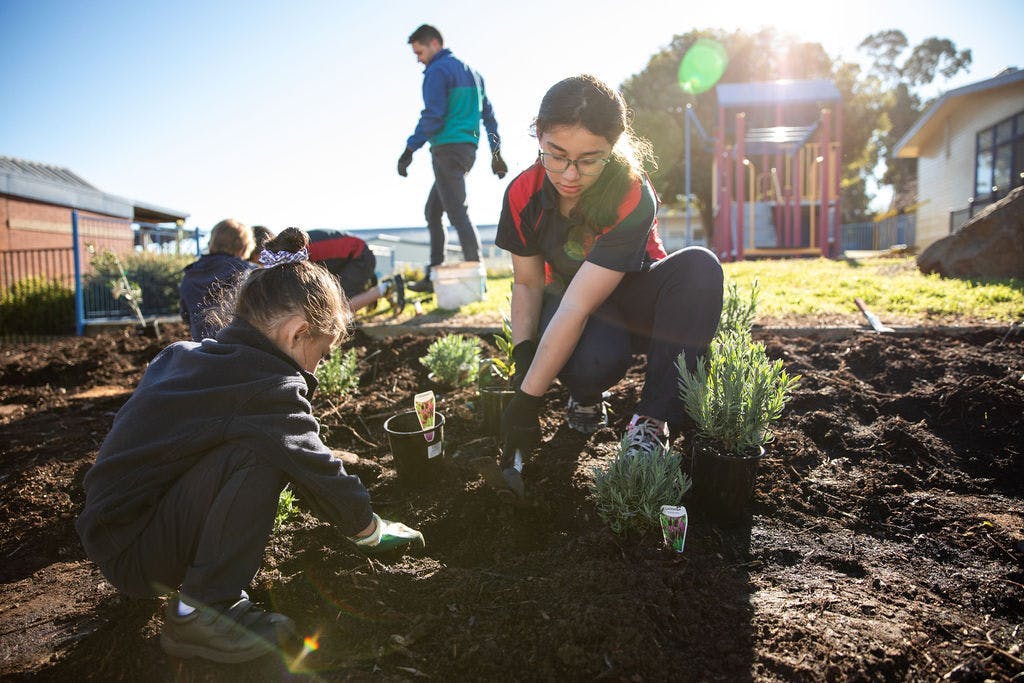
left=975, top=108, right=1024, bottom=203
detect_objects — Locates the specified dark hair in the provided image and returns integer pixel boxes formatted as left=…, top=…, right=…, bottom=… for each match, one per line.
left=408, top=24, right=443, bottom=46
left=234, top=228, right=350, bottom=342
left=249, top=225, right=274, bottom=262
left=533, top=75, right=654, bottom=231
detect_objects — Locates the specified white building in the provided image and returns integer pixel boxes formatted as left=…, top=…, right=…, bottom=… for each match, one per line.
left=894, top=68, right=1024, bottom=250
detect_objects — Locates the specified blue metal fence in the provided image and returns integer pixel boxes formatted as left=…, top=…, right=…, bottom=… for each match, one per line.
left=841, top=213, right=916, bottom=252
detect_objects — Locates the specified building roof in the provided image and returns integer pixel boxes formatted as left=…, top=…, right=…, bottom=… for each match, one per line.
left=894, top=68, right=1024, bottom=158
left=715, top=79, right=841, bottom=109
left=0, top=156, right=189, bottom=223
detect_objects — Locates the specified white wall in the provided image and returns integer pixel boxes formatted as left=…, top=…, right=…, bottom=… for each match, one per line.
left=914, top=83, right=1024, bottom=249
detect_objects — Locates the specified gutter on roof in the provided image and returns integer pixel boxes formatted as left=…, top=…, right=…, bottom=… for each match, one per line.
left=893, top=68, right=1024, bottom=157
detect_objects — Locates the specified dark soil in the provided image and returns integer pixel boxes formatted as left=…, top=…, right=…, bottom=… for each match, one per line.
left=1, top=322, right=1022, bottom=681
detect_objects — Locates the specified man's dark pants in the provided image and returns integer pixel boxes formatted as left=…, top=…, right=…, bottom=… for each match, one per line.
left=425, top=142, right=481, bottom=268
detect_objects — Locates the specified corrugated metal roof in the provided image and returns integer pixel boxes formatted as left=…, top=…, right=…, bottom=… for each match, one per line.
left=0, top=156, right=98, bottom=190
left=0, top=155, right=188, bottom=223
left=716, top=79, right=841, bottom=108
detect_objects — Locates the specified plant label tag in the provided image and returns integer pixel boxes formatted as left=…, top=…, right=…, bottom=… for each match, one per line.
left=427, top=442, right=442, bottom=459
left=660, top=505, right=688, bottom=553
left=414, top=390, right=436, bottom=442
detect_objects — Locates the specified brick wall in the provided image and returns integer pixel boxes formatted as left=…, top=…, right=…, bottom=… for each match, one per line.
left=1, top=195, right=133, bottom=254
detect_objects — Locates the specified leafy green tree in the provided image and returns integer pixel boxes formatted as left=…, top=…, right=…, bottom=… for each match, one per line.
left=622, top=27, right=972, bottom=232
left=858, top=30, right=972, bottom=193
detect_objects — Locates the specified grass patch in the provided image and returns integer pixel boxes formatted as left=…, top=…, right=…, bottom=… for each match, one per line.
left=723, top=256, right=1023, bottom=323
left=396, top=256, right=1024, bottom=325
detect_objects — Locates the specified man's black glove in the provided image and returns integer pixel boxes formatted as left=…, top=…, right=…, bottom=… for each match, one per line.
left=501, top=389, right=542, bottom=461
left=509, top=339, right=537, bottom=391
left=397, top=148, right=414, bottom=177
left=491, top=150, right=508, bottom=179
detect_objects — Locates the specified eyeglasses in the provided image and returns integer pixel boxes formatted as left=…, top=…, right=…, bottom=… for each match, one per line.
left=538, top=151, right=611, bottom=176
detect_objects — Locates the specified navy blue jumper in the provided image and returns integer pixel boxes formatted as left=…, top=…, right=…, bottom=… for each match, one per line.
left=76, top=319, right=373, bottom=605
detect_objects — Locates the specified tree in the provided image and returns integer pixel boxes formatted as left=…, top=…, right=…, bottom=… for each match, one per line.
left=858, top=30, right=972, bottom=194
left=621, top=27, right=886, bottom=237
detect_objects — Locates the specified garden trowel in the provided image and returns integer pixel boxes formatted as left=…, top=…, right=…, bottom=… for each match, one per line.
left=497, top=448, right=525, bottom=498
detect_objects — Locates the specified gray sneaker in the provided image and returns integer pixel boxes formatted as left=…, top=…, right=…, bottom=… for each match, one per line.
left=623, top=415, right=670, bottom=457
left=566, top=397, right=608, bottom=434
left=160, top=596, right=298, bottom=663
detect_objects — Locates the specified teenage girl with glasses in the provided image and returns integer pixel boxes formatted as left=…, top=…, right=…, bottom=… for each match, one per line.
left=495, top=74, right=724, bottom=480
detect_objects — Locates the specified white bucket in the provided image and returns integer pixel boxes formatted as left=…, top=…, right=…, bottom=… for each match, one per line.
left=433, top=261, right=486, bottom=309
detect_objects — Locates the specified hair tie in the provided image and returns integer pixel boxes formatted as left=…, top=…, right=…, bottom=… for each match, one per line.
left=259, top=247, right=309, bottom=268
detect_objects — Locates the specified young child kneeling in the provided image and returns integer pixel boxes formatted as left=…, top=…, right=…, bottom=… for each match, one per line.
left=76, top=228, right=423, bottom=664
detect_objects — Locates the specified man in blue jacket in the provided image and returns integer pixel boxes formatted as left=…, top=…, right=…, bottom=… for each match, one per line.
left=398, top=24, right=507, bottom=293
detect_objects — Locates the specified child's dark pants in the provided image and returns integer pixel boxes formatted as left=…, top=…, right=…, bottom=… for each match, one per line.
left=98, top=448, right=285, bottom=606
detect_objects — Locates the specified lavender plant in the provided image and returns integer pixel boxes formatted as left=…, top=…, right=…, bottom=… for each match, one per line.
left=589, top=437, right=692, bottom=536
left=315, top=348, right=359, bottom=397
left=419, top=333, right=480, bottom=388
left=677, top=329, right=800, bottom=456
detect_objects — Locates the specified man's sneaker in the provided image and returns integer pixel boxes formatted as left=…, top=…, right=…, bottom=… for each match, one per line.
left=566, top=397, right=608, bottom=434
left=406, top=276, right=433, bottom=293
left=160, top=596, right=298, bottom=663
left=623, top=415, right=671, bottom=457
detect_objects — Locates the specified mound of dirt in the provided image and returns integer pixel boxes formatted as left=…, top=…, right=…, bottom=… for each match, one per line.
left=1, top=323, right=1022, bottom=681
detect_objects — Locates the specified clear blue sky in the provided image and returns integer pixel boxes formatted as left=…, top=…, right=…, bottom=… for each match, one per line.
left=1, top=0, right=1020, bottom=234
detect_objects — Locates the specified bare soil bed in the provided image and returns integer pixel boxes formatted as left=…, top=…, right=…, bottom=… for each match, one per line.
left=1, top=321, right=1022, bottom=681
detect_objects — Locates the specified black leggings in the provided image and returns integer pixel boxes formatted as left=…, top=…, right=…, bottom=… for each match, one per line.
left=540, top=246, right=723, bottom=425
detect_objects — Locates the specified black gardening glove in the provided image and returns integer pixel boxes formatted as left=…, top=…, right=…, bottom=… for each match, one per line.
left=397, top=148, right=414, bottom=177
left=509, top=339, right=537, bottom=391
left=491, top=150, right=508, bottom=179
left=501, top=389, right=542, bottom=465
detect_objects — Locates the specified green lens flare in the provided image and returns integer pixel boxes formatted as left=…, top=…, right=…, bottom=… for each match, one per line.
left=678, top=39, right=728, bottom=95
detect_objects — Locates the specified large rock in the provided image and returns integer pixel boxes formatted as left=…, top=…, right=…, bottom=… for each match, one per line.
left=918, top=185, right=1024, bottom=279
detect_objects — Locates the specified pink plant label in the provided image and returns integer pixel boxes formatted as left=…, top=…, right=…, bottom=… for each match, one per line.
left=414, top=390, right=436, bottom=443
left=660, top=505, right=688, bottom=553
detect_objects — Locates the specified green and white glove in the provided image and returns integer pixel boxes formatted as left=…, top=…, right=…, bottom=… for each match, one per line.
left=349, top=513, right=425, bottom=554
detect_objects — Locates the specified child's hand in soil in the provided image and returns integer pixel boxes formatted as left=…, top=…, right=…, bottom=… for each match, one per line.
left=349, top=513, right=425, bottom=554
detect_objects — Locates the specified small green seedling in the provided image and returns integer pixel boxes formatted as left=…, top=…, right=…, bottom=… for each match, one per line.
left=479, top=314, right=515, bottom=388
left=274, top=485, right=298, bottom=532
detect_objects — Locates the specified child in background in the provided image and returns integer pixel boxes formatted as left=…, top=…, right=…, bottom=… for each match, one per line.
left=249, top=225, right=275, bottom=263
left=306, top=228, right=406, bottom=316
left=77, top=228, right=424, bottom=664
left=179, top=218, right=257, bottom=341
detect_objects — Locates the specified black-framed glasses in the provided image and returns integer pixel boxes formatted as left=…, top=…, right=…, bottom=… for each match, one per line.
left=538, top=151, right=611, bottom=176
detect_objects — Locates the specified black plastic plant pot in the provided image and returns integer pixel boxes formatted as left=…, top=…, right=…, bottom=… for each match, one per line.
left=383, top=410, right=446, bottom=482
left=478, top=386, right=515, bottom=436
left=688, top=441, right=764, bottom=523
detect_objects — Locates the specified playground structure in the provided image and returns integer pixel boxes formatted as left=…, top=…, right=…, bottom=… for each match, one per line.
left=710, top=79, right=842, bottom=261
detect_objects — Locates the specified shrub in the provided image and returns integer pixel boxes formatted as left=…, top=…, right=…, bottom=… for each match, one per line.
left=315, top=348, right=360, bottom=397
left=419, top=333, right=480, bottom=387
left=85, top=249, right=191, bottom=318
left=677, top=329, right=800, bottom=456
left=589, top=437, right=692, bottom=536
left=0, top=276, right=75, bottom=335
left=718, top=278, right=759, bottom=335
